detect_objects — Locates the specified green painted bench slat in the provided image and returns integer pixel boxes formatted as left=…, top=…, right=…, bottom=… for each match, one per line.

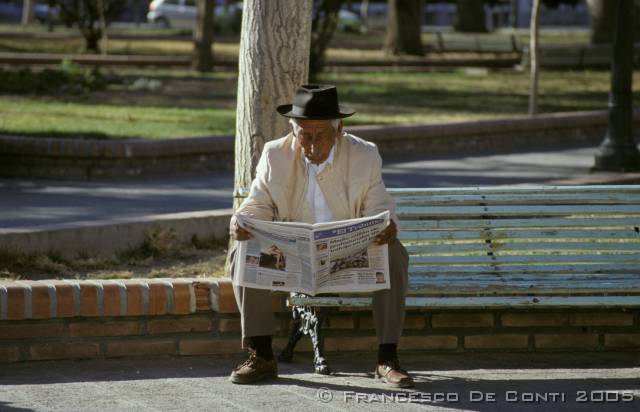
left=399, top=228, right=639, bottom=241
left=407, top=278, right=640, bottom=295
left=409, top=253, right=640, bottom=266
left=387, top=185, right=640, bottom=195
left=400, top=218, right=640, bottom=230
left=288, top=295, right=640, bottom=309
left=409, top=263, right=639, bottom=276
left=394, top=193, right=640, bottom=206
left=397, top=204, right=640, bottom=217
left=405, top=242, right=639, bottom=254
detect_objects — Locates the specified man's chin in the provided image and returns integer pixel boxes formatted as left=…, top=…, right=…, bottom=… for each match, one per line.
left=306, top=155, right=328, bottom=164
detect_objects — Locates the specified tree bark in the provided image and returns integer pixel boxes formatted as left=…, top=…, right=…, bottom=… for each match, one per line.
left=454, top=0, right=487, bottom=33
left=21, top=0, right=35, bottom=25
left=234, top=0, right=313, bottom=209
left=587, top=0, right=616, bottom=44
left=192, top=0, right=214, bottom=72
left=384, top=0, right=424, bottom=56
left=529, top=0, right=540, bottom=116
left=228, top=0, right=312, bottom=273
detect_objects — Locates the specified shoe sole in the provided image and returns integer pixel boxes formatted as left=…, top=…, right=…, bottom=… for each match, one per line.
left=229, top=370, right=278, bottom=384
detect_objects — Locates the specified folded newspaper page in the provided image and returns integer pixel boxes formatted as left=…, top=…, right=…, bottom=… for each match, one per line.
left=233, top=211, right=391, bottom=295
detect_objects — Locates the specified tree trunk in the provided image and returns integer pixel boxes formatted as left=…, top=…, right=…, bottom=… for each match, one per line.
left=229, top=0, right=312, bottom=273
left=455, top=0, right=487, bottom=33
left=636, top=0, right=640, bottom=42
left=529, top=0, right=540, bottom=116
left=234, top=0, right=313, bottom=209
left=593, top=0, right=640, bottom=171
left=21, top=0, right=35, bottom=25
left=587, top=0, right=616, bottom=44
left=84, top=31, right=101, bottom=53
left=192, top=0, right=215, bottom=72
left=384, top=0, right=423, bottom=56
left=360, top=0, right=370, bottom=32
left=309, top=0, right=343, bottom=81
left=97, top=0, right=109, bottom=54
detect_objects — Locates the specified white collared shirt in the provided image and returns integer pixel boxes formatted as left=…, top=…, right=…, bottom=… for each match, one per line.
left=304, top=145, right=335, bottom=223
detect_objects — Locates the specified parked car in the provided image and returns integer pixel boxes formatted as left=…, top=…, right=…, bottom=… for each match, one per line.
left=33, top=2, right=61, bottom=25
left=337, top=9, right=365, bottom=33
left=147, top=0, right=241, bottom=33
left=0, top=0, right=22, bottom=22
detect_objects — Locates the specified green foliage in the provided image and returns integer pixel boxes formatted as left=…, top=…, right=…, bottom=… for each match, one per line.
left=48, top=0, right=127, bottom=52
left=118, top=228, right=181, bottom=262
left=0, top=62, right=112, bottom=95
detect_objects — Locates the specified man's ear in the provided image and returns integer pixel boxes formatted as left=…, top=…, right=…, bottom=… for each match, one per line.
left=337, top=120, right=344, bottom=136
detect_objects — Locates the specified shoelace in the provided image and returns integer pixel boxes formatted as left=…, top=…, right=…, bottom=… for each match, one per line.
left=236, top=350, right=260, bottom=369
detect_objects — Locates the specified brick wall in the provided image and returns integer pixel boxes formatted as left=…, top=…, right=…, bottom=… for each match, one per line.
left=1, top=279, right=638, bottom=362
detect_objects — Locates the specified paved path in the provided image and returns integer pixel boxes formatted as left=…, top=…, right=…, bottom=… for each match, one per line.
left=1, top=146, right=638, bottom=231
left=1, top=352, right=639, bottom=411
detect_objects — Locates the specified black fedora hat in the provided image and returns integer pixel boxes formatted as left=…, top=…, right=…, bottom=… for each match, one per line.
left=276, top=84, right=355, bottom=119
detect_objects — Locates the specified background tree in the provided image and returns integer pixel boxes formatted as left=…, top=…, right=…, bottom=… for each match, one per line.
left=454, top=0, right=487, bottom=32
left=593, top=0, right=640, bottom=171
left=587, top=0, right=640, bottom=44
left=22, top=0, right=35, bottom=25
left=192, top=0, right=214, bottom=72
left=359, top=0, right=370, bottom=31
left=309, top=0, right=344, bottom=81
left=529, top=0, right=540, bottom=115
left=586, top=0, right=616, bottom=44
left=50, top=0, right=126, bottom=53
left=384, top=0, right=424, bottom=56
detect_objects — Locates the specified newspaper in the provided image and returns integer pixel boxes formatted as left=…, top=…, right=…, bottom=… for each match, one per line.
left=233, top=211, right=391, bottom=296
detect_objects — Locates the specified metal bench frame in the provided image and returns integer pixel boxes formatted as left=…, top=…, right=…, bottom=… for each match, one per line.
left=272, top=185, right=640, bottom=373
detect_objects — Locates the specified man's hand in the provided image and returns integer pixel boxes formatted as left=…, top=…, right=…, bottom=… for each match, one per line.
left=374, top=220, right=397, bottom=245
left=230, top=221, right=254, bottom=241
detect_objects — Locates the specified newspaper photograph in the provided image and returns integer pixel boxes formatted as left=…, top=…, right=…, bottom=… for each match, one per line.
left=233, top=211, right=391, bottom=295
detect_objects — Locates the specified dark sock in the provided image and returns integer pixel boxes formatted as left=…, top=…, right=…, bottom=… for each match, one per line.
left=249, top=335, right=273, bottom=360
left=377, top=343, right=398, bottom=363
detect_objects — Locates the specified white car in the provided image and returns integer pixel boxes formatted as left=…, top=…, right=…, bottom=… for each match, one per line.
left=147, top=0, right=241, bottom=31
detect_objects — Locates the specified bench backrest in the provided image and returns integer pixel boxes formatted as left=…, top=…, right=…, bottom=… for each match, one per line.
left=390, top=185, right=640, bottom=298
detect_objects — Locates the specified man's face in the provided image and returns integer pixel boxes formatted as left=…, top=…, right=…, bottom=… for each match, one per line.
left=292, top=119, right=342, bottom=165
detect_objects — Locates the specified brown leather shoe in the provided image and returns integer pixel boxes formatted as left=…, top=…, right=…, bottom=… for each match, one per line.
left=374, top=358, right=414, bottom=388
left=229, top=350, right=278, bottom=384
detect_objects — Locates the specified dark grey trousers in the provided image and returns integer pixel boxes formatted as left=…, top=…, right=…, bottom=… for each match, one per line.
left=230, top=238, right=409, bottom=347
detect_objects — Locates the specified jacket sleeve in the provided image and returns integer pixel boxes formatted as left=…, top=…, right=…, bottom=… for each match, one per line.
left=360, top=146, right=399, bottom=227
left=231, top=146, right=277, bottom=229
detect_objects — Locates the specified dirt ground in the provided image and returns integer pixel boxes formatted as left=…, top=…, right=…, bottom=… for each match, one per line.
left=0, top=231, right=229, bottom=281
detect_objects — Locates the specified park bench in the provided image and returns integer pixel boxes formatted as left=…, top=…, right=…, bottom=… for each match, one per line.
left=521, top=44, right=640, bottom=69
left=428, top=32, right=520, bottom=53
left=275, top=185, right=640, bottom=373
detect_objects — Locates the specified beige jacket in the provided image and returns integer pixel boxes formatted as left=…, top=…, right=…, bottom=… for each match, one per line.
left=234, top=132, right=397, bottom=226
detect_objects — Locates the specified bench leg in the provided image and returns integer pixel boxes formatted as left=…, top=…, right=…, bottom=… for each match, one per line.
left=309, top=308, right=331, bottom=375
left=277, top=297, right=332, bottom=375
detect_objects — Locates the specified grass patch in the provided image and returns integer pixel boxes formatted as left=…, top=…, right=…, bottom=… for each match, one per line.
left=0, top=97, right=235, bottom=139
left=0, top=228, right=228, bottom=281
left=1, top=69, right=638, bottom=139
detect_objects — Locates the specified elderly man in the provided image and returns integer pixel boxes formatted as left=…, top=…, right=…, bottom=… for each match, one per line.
left=229, top=84, right=412, bottom=388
